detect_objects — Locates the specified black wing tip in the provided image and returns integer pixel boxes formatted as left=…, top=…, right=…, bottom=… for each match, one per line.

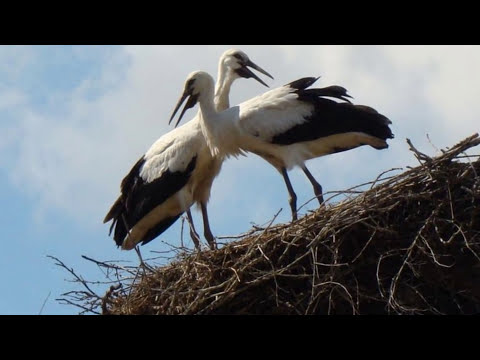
left=386, top=128, right=395, bottom=140
left=374, top=143, right=389, bottom=150
left=378, top=120, right=395, bottom=142
left=103, top=196, right=124, bottom=224
left=103, top=211, right=114, bottom=224
left=103, top=211, right=115, bottom=224
left=365, top=110, right=394, bottom=141
left=301, top=85, right=355, bottom=104
left=286, top=76, right=321, bottom=90
left=113, top=226, right=126, bottom=247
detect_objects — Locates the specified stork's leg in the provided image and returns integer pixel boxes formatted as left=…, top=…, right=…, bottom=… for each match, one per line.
left=200, top=203, right=217, bottom=250
left=302, top=165, right=324, bottom=206
left=186, top=209, right=201, bottom=251
left=281, top=167, right=298, bottom=221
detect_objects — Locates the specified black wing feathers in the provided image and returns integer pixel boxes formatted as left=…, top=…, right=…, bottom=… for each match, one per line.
left=103, top=156, right=146, bottom=224
left=272, top=80, right=394, bottom=146
left=303, top=86, right=353, bottom=103
left=105, top=155, right=197, bottom=247
left=285, top=77, right=320, bottom=90
left=140, top=214, right=182, bottom=246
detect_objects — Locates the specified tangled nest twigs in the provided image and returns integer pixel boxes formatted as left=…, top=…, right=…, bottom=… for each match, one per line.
left=54, top=134, right=480, bottom=315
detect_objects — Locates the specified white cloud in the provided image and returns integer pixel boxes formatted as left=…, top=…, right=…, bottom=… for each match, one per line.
left=1, top=45, right=479, bottom=237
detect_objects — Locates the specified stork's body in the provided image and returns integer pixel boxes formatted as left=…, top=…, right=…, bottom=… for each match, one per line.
left=171, top=73, right=394, bottom=220
left=104, top=50, right=272, bottom=250
left=105, top=120, right=215, bottom=250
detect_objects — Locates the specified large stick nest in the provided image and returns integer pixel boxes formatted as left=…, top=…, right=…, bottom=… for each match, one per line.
left=56, top=134, right=480, bottom=315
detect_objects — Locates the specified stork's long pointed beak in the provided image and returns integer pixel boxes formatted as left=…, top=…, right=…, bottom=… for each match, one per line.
left=236, top=60, right=274, bottom=88
left=175, top=93, right=199, bottom=128
left=246, top=59, right=274, bottom=81
left=169, top=91, right=189, bottom=126
left=169, top=88, right=199, bottom=128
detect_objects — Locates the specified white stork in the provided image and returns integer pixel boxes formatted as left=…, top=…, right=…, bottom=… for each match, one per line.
left=170, top=72, right=394, bottom=221
left=103, top=50, right=273, bottom=251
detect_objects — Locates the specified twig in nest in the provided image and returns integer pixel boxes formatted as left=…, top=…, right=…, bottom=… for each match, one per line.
left=406, top=138, right=432, bottom=164
left=102, top=284, right=122, bottom=315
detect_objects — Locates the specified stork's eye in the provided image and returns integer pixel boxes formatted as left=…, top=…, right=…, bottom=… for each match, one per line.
left=233, top=53, right=244, bottom=62
left=186, top=78, right=195, bottom=89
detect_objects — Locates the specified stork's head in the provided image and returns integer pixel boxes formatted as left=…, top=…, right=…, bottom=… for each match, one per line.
left=219, top=49, right=274, bottom=87
left=169, top=71, right=214, bottom=128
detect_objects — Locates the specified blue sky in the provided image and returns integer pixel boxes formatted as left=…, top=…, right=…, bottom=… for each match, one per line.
left=1, top=45, right=479, bottom=314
